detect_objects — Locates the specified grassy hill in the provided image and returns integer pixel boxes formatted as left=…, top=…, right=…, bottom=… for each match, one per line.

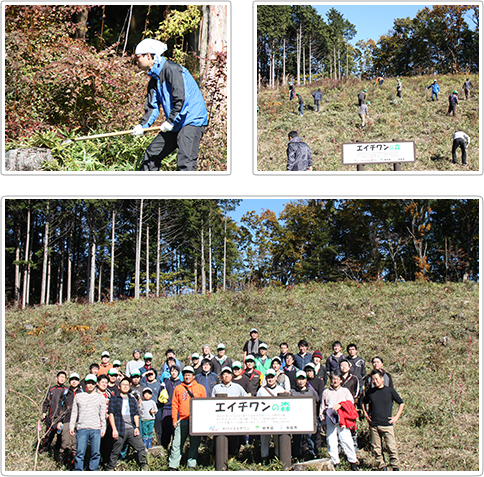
left=4, top=281, right=479, bottom=471
left=257, top=74, right=479, bottom=171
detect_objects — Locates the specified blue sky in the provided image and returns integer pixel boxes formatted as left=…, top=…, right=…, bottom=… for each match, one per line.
left=313, top=4, right=475, bottom=46
left=228, top=199, right=289, bottom=224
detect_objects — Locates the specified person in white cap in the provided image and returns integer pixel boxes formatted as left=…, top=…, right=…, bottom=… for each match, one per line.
left=69, top=374, right=106, bottom=471
left=210, top=343, right=233, bottom=375
left=212, top=367, right=247, bottom=397
left=256, top=369, right=285, bottom=464
left=58, top=373, right=82, bottom=468
left=168, top=366, right=206, bottom=470
left=132, top=38, right=208, bottom=171
left=243, top=328, right=261, bottom=360
left=99, top=351, right=112, bottom=375
left=452, top=130, right=470, bottom=165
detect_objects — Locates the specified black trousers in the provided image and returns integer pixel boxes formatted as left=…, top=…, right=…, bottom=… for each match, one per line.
left=139, top=125, right=205, bottom=171
left=446, top=103, right=457, bottom=116
left=105, top=427, right=147, bottom=470
left=452, top=138, right=467, bottom=164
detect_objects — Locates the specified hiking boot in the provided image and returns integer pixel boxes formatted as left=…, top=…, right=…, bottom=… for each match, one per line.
left=334, top=463, right=341, bottom=469
left=351, top=462, right=359, bottom=471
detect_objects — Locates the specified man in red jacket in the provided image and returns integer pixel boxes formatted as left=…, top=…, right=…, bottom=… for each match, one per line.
left=168, top=366, right=206, bottom=470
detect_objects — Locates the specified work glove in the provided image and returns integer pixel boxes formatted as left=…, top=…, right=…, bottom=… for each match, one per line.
left=132, top=124, right=144, bottom=136
left=160, top=121, right=174, bottom=133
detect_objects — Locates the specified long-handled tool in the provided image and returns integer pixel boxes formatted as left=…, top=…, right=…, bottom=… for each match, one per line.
left=62, top=126, right=160, bottom=146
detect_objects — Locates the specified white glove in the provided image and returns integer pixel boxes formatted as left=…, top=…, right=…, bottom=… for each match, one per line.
left=132, top=124, right=144, bottom=136
left=160, top=121, right=174, bottom=133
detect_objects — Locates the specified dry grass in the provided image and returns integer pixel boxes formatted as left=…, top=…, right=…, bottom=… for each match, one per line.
left=257, top=74, right=480, bottom=172
left=4, top=281, right=479, bottom=471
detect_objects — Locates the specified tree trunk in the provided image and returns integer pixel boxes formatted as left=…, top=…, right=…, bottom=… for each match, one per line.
left=200, top=5, right=227, bottom=84
left=303, top=43, right=306, bottom=85
left=297, top=23, right=301, bottom=84
left=110, top=209, right=115, bottom=302
left=22, top=201, right=31, bottom=308
left=146, top=223, right=150, bottom=298
left=97, top=261, right=103, bottom=302
left=194, top=258, right=198, bottom=293
left=66, top=230, right=72, bottom=303
left=333, top=45, right=336, bottom=79
left=46, top=253, right=52, bottom=305
left=346, top=42, right=349, bottom=79
left=73, top=7, right=89, bottom=39
left=282, top=37, right=286, bottom=84
left=14, top=238, right=20, bottom=308
left=135, top=199, right=144, bottom=299
left=156, top=205, right=161, bottom=297
left=209, top=223, right=213, bottom=292
left=309, top=35, right=312, bottom=84
left=89, top=237, right=96, bottom=303
left=58, top=242, right=64, bottom=304
left=223, top=203, right=227, bottom=291
left=40, top=201, right=50, bottom=305
left=201, top=219, right=206, bottom=294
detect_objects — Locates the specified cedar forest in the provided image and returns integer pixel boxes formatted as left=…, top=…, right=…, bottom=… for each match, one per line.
left=257, top=5, right=479, bottom=86
left=4, top=199, right=479, bottom=307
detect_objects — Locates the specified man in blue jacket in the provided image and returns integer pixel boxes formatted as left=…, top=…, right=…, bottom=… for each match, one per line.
left=426, top=79, right=440, bottom=101
left=132, top=39, right=208, bottom=171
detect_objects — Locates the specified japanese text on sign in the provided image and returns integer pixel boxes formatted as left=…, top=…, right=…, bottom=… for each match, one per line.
left=342, top=141, right=415, bottom=165
left=190, top=396, right=316, bottom=436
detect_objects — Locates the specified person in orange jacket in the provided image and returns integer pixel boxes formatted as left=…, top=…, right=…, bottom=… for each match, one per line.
left=168, top=366, right=206, bottom=470
left=98, top=351, right=113, bottom=375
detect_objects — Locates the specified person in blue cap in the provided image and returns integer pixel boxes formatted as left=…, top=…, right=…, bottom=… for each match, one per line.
left=132, top=39, right=208, bottom=171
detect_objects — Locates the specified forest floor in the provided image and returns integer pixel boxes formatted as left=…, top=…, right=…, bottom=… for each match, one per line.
left=4, top=281, right=479, bottom=472
left=257, top=73, right=480, bottom=172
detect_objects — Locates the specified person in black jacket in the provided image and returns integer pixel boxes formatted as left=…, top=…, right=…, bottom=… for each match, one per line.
left=357, top=89, right=367, bottom=106
left=40, top=371, right=68, bottom=454
left=446, top=91, right=459, bottom=116
left=287, top=131, right=313, bottom=171
left=59, top=373, right=83, bottom=467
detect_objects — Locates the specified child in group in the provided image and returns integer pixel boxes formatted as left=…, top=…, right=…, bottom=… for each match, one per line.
left=140, top=388, right=157, bottom=449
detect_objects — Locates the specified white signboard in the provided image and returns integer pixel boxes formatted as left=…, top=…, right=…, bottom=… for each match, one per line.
left=342, top=141, right=415, bottom=165
left=190, top=396, right=316, bottom=435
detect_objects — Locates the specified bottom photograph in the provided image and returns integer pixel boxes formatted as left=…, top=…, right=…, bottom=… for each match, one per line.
left=3, top=198, right=480, bottom=473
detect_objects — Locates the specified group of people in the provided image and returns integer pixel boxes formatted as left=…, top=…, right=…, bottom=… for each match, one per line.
left=40, top=328, right=405, bottom=471
left=283, top=75, right=473, bottom=168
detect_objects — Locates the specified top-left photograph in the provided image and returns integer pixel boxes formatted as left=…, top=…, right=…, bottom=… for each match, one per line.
left=3, top=4, right=228, bottom=172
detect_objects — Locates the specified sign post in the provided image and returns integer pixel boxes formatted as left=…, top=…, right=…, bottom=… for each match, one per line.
left=190, top=395, right=316, bottom=470
left=342, top=140, right=415, bottom=170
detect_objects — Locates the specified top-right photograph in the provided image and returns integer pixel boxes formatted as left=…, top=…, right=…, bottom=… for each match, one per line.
left=256, top=4, right=480, bottom=172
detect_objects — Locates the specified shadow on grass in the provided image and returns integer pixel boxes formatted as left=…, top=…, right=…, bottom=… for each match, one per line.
left=430, top=153, right=447, bottom=162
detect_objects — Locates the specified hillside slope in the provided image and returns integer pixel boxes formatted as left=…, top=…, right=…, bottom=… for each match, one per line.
left=4, top=281, right=479, bottom=471
left=257, top=74, right=479, bottom=172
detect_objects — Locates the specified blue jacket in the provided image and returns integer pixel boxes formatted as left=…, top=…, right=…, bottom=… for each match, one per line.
left=294, top=352, right=313, bottom=370
left=427, top=83, right=440, bottom=94
left=195, top=371, right=219, bottom=396
left=140, top=57, right=208, bottom=132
